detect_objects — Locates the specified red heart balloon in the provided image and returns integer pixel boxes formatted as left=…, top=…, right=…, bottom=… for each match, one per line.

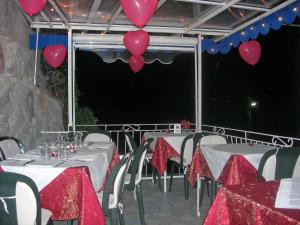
left=129, top=55, right=144, bottom=73
left=239, top=40, right=262, bottom=66
left=120, top=0, right=158, bottom=28
left=18, top=0, right=47, bottom=16
left=124, top=30, right=150, bottom=56
left=43, top=45, right=67, bottom=69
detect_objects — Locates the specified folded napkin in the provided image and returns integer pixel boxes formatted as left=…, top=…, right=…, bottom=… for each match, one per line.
left=0, top=160, right=28, bottom=166
left=275, top=177, right=300, bottom=209
left=69, top=154, right=98, bottom=161
left=25, top=159, right=65, bottom=167
left=7, top=154, right=40, bottom=161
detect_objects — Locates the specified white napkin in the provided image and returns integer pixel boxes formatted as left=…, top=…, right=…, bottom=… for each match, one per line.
left=275, top=177, right=300, bottom=209
left=7, top=154, right=40, bottom=161
left=25, top=159, right=65, bottom=167
left=69, top=154, right=99, bottom=161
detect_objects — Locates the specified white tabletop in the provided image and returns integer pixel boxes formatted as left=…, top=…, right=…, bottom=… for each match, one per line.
left=144, top=132, right=192, bottom=154
left=0, top=142, right=115, bottom=191
left=201, top=143, right=276, bottom=179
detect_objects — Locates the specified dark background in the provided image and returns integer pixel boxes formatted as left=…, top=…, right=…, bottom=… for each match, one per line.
left=76, top=25, right=300, bottom=137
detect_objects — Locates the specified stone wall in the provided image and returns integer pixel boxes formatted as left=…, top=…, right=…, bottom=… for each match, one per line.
left=0, top=1, right=64, bottom=147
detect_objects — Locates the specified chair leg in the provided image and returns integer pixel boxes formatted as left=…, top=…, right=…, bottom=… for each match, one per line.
left=152, top=164, right=157, bottom=184
left=184, top=172, right=189, bottom=200
left=109, top=209, right=120, bottom=225
left=156, top=170, right=163, bottom=192
left=210, top=180, right=214, bottom=204
left=205, top=178, right=210, bottom=197
left=136, top=185, right=146, bottom=225
left=199, top=179, right=206, bottom=208
left=169, top=162, right=175, bottom=192
left=117, top=207, right=125, bottom=225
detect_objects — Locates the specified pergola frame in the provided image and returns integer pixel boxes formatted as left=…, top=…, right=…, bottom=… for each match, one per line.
left=70, top=33, right=202, bottom=131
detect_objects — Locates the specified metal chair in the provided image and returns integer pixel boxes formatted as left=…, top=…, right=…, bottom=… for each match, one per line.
left=0, top=172, right=52, bottom=225
left=84, top=131, right=112, bottom=143
left=168, top=133, right=203, bottom=200
left=0, top=136, right=27, bottom=159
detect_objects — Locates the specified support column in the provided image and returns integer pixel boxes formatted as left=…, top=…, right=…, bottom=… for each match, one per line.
left=67, top=29, right=73, bottom=131
left=195, top=35, right=202, bottom=131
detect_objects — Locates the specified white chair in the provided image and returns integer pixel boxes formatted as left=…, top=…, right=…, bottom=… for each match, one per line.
left=97, top=154, right=132, bottom=225
left=199, top=135, right=227, bottom=145
left=169, top=133, right=202, bottom=200
left=84, top=132, right=112, bottom=143
left=0, top=172, right=52, bottom=225
left=124, top=141, right=150, bottom=225
left=0, top=139, right=24, bottom=159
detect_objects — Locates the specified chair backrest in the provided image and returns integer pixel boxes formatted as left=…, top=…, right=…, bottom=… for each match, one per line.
left=257, top=149, right=277, bottom=181
left=275, top=147, right=300, bottom=179
left=124, top=132, right=138, bottom=154
left=102, top=155, right=131, bottom=214
left=200, top=135, right=227, bottom=145
left=0, top=172, right=41, bottom=225
left=0, top=137, right=27, bottom=156
left=180, top=133, right=203, bottom=166
left=126, top=140, right=151, bottom=190
left=84, top=131, right=112, bottom=143
left=0, top=138, right=24, bottom=159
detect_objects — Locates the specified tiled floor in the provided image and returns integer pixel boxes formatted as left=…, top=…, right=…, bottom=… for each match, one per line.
left=121, top=178, right=211, bottom=225
left=53, top=178, right=211, bottom=225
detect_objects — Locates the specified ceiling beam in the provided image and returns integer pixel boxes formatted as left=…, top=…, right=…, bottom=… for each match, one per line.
left=31, top=21, right=229, bottom=36
left=184, top=0, right=241, bottom=33
left=40, top=11, right=53, bottom=27
left=175, top=0, right=269, bottom=11
left=216, top=0, right=297, bottom=41
left=106, top=3, right=122, bottom=31
left=86, top=0, right=103, bottom=23
left=48, top=0, right=69, bottom=28
left=14, top=0, right=33, bottom=25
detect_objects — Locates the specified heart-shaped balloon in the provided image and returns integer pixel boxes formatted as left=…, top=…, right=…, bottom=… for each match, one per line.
left=124, top=30, right=150, bottom=56
left=238, top=40, right=262, bottom=66
left=129, top=55, right=144, bottom=73
left=120, top=0, right=158, bottom=28
left=43, top=45, right=67, bottom=69
left=18, top=0, right=48, bottom=16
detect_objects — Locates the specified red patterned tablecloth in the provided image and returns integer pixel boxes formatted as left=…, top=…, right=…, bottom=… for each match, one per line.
left=150, top=137, right=180, bottom=176
left=40, top=167, right=105, bottom=225
left=188, top=150, right=258, bottom=187
left=187, top=147, right=213, bottom=187
left=203, top=181, right=300, bottom=225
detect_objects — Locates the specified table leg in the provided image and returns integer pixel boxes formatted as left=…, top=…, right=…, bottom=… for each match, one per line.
left=164, top=171, right=167, bottom=192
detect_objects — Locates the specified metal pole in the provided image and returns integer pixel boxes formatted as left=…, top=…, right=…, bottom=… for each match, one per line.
left=33, top=28, right=40, bottom=86
left=194, top=45, right=198, bottom=130
left=72, top=44, right=76, bottom=131
left=197, top=35, right=202, bottom=131
left=67, top=29, right=73, bottom=131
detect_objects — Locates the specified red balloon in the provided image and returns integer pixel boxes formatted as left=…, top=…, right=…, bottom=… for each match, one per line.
left=238, top=40, right=262, bottom=66
left=43, top=45, right=67, bottom=69
left=124, top=30, right=150, bottom=56
left=120, top=0, right=158, bottom=28
left=129, top=55, right=144, bottom=73
left=18, top=0, right=47, bottom=16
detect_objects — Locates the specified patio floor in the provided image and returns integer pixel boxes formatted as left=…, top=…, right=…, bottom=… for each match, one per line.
left=121, top=178, right=210, bottom=225
left=53, top=177, right=211, bottom=225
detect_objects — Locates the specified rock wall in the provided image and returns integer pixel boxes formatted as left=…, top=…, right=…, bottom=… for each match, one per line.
left=0, top=1, right=64, bottom=147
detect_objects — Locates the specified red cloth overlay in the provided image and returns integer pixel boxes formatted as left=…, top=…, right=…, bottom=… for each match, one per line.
left=203, top=181, right=300, bottom=225
left=151, top=137, right=180, bottom=175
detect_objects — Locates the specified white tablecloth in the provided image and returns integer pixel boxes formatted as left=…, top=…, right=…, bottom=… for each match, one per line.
left=200, top=143, right=276, bottom=179
left=275, top=177, right=300, bottom=209
left=144, top=132, right=192, bottom=153
left=0, top=142, right=115, bottom=191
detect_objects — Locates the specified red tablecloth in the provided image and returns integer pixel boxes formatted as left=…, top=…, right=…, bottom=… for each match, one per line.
left=150, top=137, right=180, bottom=176
left=187, top=147, right=213, bottom=187
left=203, top=181, right=300, bottom=225
left=40, top=167, right=105, bottom=225
left=188, top=150, right=258, bottom=187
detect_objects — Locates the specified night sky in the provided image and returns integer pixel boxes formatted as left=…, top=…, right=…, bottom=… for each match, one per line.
left=76, top=25, right=300, bottom=137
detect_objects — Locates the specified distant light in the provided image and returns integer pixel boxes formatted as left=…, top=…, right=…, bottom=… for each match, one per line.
left=50, top=8, right=54, bottom=12
left=278, top=16, right=283, bottom=21
left=293, top=7, right=298, bottom=12
left=250, top=27, right=254, bottom=30
left=250, top=102, right=257, bottom=107
left=261, top=23, right=265, bottom=27
left=241, top=31, right=245, bottom=35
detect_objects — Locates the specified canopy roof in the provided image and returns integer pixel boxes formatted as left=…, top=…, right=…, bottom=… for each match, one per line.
left=22, top=0, right=298, bottom=41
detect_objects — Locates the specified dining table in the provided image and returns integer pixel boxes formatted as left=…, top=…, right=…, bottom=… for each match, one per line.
left=187, top=143, right=276, bottom=217
left=203, top=180, right=300, bottom=225
left=144, top=131, right=193, bottom=192
left=0, top=141, right=120, bottom=225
